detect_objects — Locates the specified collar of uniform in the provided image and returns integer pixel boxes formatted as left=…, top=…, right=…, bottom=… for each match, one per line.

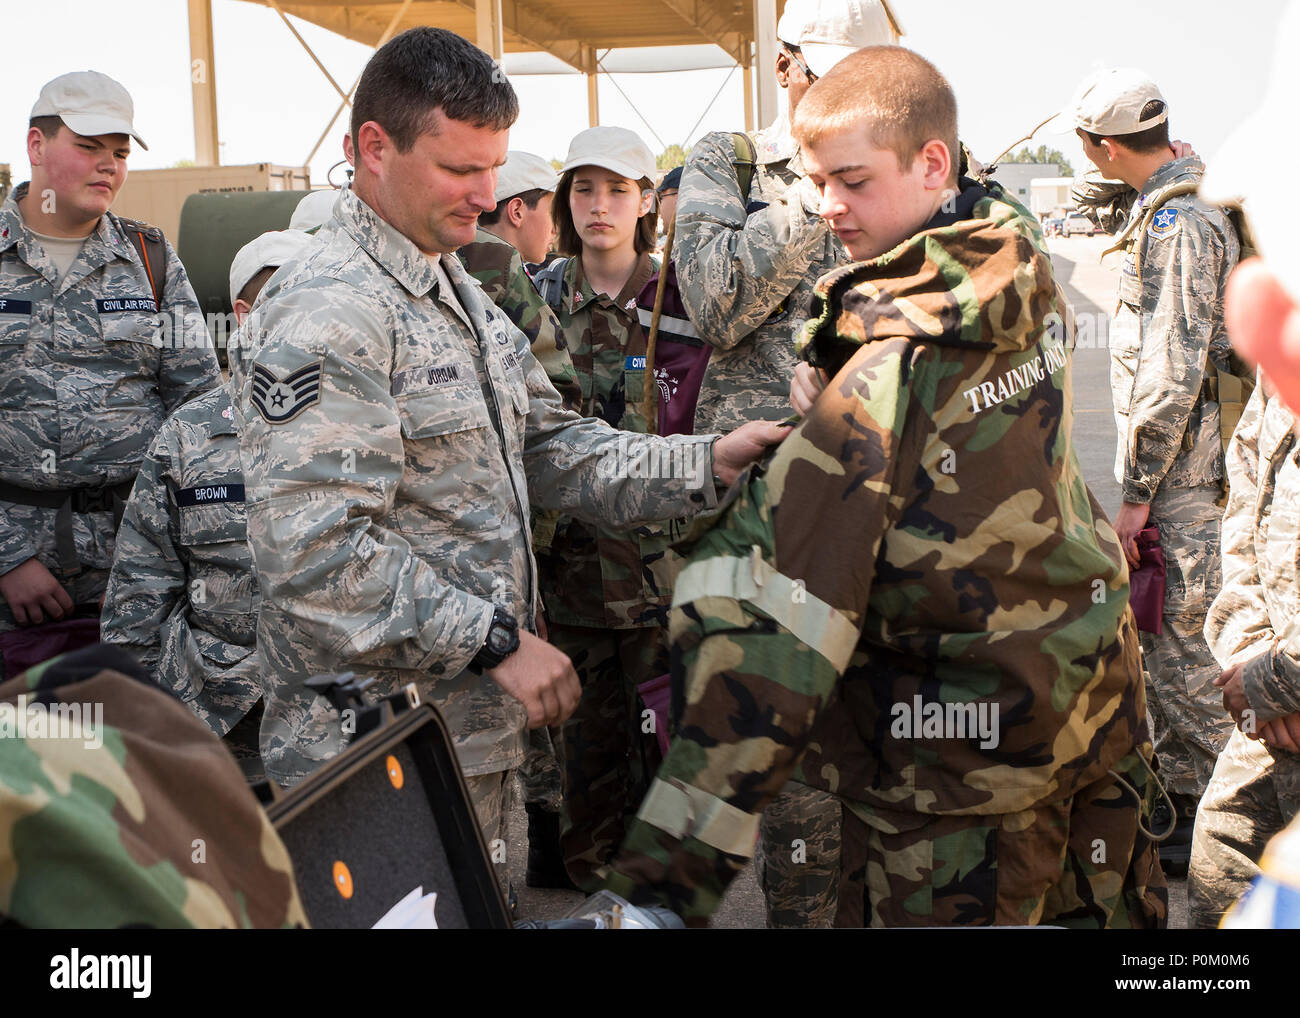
left=1138, top=156, right=1205, bottom=206
left=567, top=252, right=656, bottom=315
left=336, top=187, right=438, bottom=298
left=752, top=109, right=797, bottom=166
left=0, top=181, right=136, bottom=275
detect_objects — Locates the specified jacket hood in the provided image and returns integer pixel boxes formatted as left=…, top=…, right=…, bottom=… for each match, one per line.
left=798, top=180, right=1060, bottom=377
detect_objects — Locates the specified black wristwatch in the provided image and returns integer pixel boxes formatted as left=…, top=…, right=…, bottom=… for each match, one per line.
left=471, top=606, right=520, bottom=671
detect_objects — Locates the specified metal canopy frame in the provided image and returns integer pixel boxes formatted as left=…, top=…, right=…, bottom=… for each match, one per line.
left=188, top=0, right=901, bottom=167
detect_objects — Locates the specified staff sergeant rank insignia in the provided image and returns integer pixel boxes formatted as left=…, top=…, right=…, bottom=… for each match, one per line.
left=251, top=361, right=323, bottom=423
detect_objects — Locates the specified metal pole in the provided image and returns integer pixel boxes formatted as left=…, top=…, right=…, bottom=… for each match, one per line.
left=753, top=0, right=779, bottom=129
left=475, top=0, right=505, bottom=59
left=743, top=50, right=755, bottom=134
left=188, top=0, right=220, bottom=166
left=268, top=0, right=352, bottom=105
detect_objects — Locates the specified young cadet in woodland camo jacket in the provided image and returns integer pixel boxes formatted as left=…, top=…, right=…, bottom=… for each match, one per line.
left=604, top=48, right=1166, bottom=928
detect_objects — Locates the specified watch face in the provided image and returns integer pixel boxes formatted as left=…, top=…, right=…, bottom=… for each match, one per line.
left=488, top=626, right=512, bottom=654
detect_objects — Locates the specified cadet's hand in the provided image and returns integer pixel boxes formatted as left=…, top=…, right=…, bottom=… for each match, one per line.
left=0, top=558, right=74, bottom=626
left=1170, top=139, right=1198, bottom=161
left=487, top=630, right=581, bottom=728
left=1226, top=258, right=1300, bottom=420
left=713, top=421, right=795, bottom=487
left=1113, top=501, right=1150, bottom=570
left=790, top=362, right=829, bottom=416
left=1259, top=713, right=1300, bottom=753
left=1214, top=664, right=1251, bottom=730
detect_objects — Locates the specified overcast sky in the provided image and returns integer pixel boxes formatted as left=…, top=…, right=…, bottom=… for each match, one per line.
left=0, top=0, right=1287, bottom=186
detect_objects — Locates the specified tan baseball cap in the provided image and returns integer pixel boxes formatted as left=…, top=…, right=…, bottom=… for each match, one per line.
left=780, top=0, right=896, bottom=78
left=229, top=230, right=319, bottom=305
left=560, top=127, right=655, bottom=183
left=31, top=70, right=147, bottom=150
left=1067, top=67, right=1168, bottom=136
left=494, top=151, right=559, bottom=203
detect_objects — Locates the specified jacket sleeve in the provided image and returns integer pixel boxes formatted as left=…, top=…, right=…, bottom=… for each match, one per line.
left=100, top=420, right=187, bottom=677
left=519, top=334, right=721, bottom=525
left=157, top=237, right=222, bottom=414
left=237, top=282, right=495, bottom=680
left=1207, top=387, right=1300, bottom=719
left=1122, top=208, right=1235, bottom=503
left=673, top=131, right=831, bottom=352
left=0, top=502, right=39, bottom=577
left=602, top=338, right=916, bottom=924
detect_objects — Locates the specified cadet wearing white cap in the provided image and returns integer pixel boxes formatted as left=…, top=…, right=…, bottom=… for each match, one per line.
left=1071, top=67, right=1245, bottom=875
left=101, top=229, right=319, bottom=782
left=289, top=189, right=341, bottom=234
left=478, top=150, right=559, bottom=268
left=0, top=71, right=219, bottom=669
left=668, top=0, right=896, bottom=929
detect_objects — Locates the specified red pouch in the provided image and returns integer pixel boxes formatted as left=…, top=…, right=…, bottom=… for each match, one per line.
left=1128, top=524, right=1165, bottom=635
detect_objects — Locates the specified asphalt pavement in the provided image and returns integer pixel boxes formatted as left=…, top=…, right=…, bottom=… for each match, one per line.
left=509, top=232, right=1188, bottom=928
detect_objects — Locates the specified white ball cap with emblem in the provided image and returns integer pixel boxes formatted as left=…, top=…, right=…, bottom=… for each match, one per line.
left=229, top=230, right=319, bottom=305
left=1202, top=3, right=1300, bottom=301
left=561, top=127, right=656, bottom=184
left=782, top=0, right=897, bottom=78
left=1067, top=67, right=1168, bottom=136
left=495, top=151, right=560, bottom=203
left=31, top=70, right=148, bottom=150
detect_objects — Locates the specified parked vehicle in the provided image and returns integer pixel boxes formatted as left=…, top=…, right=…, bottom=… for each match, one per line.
left=1064, top=212, right=1098, bottom=237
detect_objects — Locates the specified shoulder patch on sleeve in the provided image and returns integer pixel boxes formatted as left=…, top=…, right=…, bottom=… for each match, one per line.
left=250, top=360, right=322, bottom=424
left=1148, top=207, right=1180, bottom=240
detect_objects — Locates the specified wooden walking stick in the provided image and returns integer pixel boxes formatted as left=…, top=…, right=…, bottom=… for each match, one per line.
left=640, top=216, right=676, bottom=436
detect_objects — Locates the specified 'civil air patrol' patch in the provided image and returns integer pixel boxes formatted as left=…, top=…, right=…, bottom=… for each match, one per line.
left=1148, top=207, right=1180, bottom=240
left=251, top=361, right=323, bottom=424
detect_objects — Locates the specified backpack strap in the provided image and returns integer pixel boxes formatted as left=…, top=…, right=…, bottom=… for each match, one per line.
left=1102, top=180, right=1200, bottom=260
left=117, top=217, right=168, bottom=308
left=731, top=131, right=758, bottom=202
left=533, top=257, right=568, bottom=310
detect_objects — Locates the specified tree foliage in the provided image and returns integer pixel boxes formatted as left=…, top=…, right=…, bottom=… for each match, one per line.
left=1002, top=145, right=1074, bottom=177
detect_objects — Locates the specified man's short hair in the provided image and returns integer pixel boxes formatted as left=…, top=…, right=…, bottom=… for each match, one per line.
left=552, top=169, right=658, bottom=257
left=479, top=187, right=549, bottom=228
left=29, top=115, right=64, bottom=138
left=350, top=26, right=518, bottom=155
left=1081, top=103, right=1171, bottom=154
left=792, top=46, right=959, bottom=185
left=236, top=265, right=277, bottom=307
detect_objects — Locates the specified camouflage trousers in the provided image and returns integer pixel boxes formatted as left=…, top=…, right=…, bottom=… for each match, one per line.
left=1188, top=728, right=1300, bottom=928
left=1140, top=611, right=1233, bottom=800
left=551, top=622, right=666, bottom=893
left=1140, top=503, right=1232, bottom=800
left=834, top=748, right=1168, bottom=927
left=223, top=698, right=266, bottom=785
left=517, top=725, right=562, bottom=812
left=465, top=768, right=516, bottom=894
left=753, top=778, right=843, bottom=928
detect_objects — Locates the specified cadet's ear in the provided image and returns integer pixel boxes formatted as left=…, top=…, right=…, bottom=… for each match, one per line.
left=918, top=139, right=953, bottom=190
left=775, top=49, right=793, bottom=89
left=233, top=298, right=253, bottom=325
left=506, top=196, right=526, bottom=227
left=27, top=126, right=48, bottom=167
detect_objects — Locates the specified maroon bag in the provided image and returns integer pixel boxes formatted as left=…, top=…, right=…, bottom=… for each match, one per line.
left=1128, top=524, right=1165, bottom=636
left=637, top=672, right=672, bottom=757
left=0, top=611, right=101, bottom=680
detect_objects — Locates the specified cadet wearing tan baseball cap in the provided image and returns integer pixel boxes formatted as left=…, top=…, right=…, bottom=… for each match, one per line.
left=778, top=0, right=897, bottom=79
left=1066, top=67, right=1168, bottom=136
left=30, top=70, right=147, bottom=149
left=560, top=126, right=656, bottom=184
left=494, top=151, right=559, bottom=204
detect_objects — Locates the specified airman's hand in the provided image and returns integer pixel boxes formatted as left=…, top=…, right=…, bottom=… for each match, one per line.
left=487, top=630, right=581, bottom=728
left=0, top=557, right=73, bottom=626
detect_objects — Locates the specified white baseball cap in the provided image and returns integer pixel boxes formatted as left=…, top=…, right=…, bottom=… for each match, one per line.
left=229, top=230, right=318, bottom=305
left=779, top=0, right=897, bottom=78
left=495, top=151, right=559, bottom=203
left=31, top=70, right=147, bottom=150
left=1202, top=4, right=1299, bottom=300
left=289, top=189, right=338, bottom=233
left=1063, top=67, right=1168, bottom=136
left=560, top=127, right=656, bottom=184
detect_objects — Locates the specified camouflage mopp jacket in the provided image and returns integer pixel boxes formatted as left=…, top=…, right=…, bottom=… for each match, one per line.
left=0, top=646, right=306, bottom=928
left=605, top=181, right=1148, bottom=923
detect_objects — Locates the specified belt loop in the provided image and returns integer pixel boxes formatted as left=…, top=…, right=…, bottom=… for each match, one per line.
left=54, top=497, right=81, bottom=576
